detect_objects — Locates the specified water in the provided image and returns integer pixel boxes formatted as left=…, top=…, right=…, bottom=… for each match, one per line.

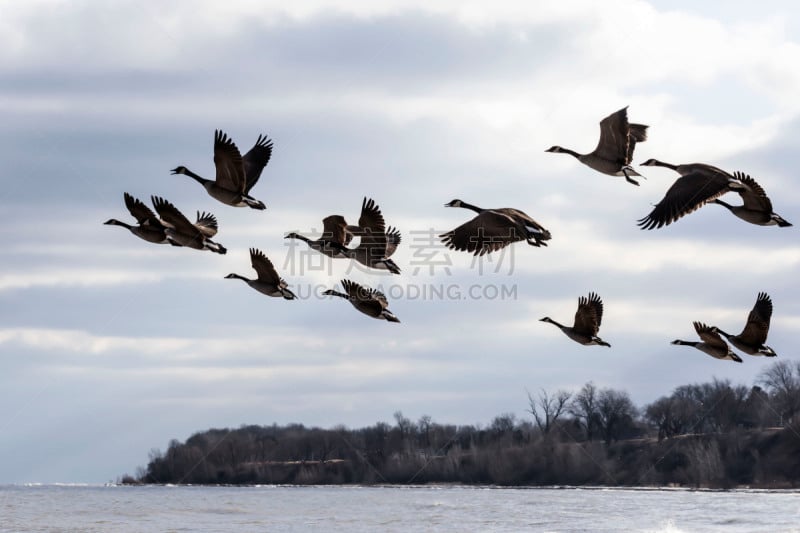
left=1, top=485, right=799, bottom=532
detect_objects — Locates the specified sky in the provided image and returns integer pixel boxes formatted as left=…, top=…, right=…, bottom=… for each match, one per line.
left=1, top=0, right=799, bottom=483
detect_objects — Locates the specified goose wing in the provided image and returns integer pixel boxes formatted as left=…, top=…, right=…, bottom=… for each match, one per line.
left=242, top=134, right=273, bottom=194
left=594, top=107, right=632, bottom=164
left=738, top=292, right=772, bottom=345
left=151, top=196, right=200, bottom=237
left=637, top=170, right=734, bottom=229
left=341, top=279, right=383, bottom=315
left=440, top=210, right=524, bottom=256
left=194, top=211, right=219, bottom=237
left=124, top=192, right=160, bottom=226
left=732, top=172, right=773, bottom=213
left=250, top=248, right=283, bottom=285
left=573, top=292, right=602, bottom=336
left=384, top=226, right=402, bottom=258
left=213, top=129, right=246, bottom=193
left=357, top=197, right=390, bottom=255
left=496, top=208, right=550, bottom=236
left=694, top=321, right=729, bottom=350
left=322, top=215, right=353, bottom=245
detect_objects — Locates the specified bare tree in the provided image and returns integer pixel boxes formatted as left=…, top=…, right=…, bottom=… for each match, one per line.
left=526, top=388, right=571, bottom=435
left=596, top=388, right=638, bottom=444
left=418, top=415, right=433, bottom=449
left=759, top=360, right=800, bottom=425
left=569, top=382, right=599, bottom=441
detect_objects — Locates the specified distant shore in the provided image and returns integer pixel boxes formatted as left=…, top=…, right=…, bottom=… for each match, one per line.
left=124, top=423, right=800, bottom=489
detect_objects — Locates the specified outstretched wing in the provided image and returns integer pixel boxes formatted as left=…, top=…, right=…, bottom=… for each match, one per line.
left=384, top=226, right=402, bottom=258
left=573, top=292, right=602, bottom=336
left=194, top=211, right=219, bottom=237
left=594, top=107, right=631, bottom=164
left=694, top=321, right=729, bottom=350
left=738, top=292, right=772, bottom=345
left=213, top=129, right=245, bottom=193
left=341, top=278, right=383, bottom=314
left=151, top=196, right=199, bottom=236
left=440, top=210, right=523, bottom=256
left=250, top=248, right=282, bottom=284
left=637, top=171, right=735, bottom=230
left=243, top=134, right=273, bottom=194
left=357, top=197, right=391, bottom=257
left=732, top=172, right=773, bottom=213
left=322, top=215, right=353, bottom=245
left=124, top=192, right=160, bottom=226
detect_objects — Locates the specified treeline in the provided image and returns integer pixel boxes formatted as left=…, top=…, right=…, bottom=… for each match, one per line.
left=125, top=360, right=800, bottom=488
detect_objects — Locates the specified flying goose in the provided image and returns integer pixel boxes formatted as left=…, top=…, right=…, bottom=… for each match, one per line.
left=285, top=215, right=356, bottom=259
left=539, top=292, right=610, bottom=347
left=637, top=159, right=748, bottom=230
left=711, top=292, right=777, bottom=357
left=440, top=199, right=551, bottom=256
left=545, top=106, right=649, bottom=185
left=171, top=129, right=272, bottom=210
left=346, top=198, right=402, bottom=274
left=104, top=192, right=173, bottom=245
left=711, top=172, right=792, bottom=227
left=225, top=248, right=296, bottom=300
left=151, top=196, right=227, bottom=254
left=672, top=321, right=742, bottom=362
left=323, top=279, right=400, bottom=322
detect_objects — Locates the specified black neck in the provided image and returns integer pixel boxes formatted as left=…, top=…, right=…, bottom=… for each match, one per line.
left=560, top=147, right=582, bottom=159
left=184, top=168, right=211, bottom=185
left=650, top=160, right=678, bottom=170
left=458, top=201, right=483, bottom=213
left=673, top=340, right=697, bottom=346
left=105, top=219, right=132, bottom=229
left=712, top=199, right=733, bottom=209
left=287, top=233, right=312, bottom=244
left=543, top=317, right=566, bottom=330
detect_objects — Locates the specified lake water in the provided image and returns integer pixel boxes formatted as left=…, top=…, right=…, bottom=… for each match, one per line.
left=1, top=484, right=799, bottom=532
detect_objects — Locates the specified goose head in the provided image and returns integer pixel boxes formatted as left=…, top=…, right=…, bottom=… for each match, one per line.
left=444, top=199, right=464, bottom=208
left=170, top=166, right=188, bottom=175
left=544, top=146, right=565, bottom=153
left=639, top=159, right=662, bottom=167
left=284, top=232, right=300, bottom=239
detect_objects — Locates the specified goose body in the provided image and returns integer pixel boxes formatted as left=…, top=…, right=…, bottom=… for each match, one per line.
left=637, top=159, right=747, bottom=229
left=172, top=129, right=272, bottom=210
left=539, top=292, right=610, bottom=347
left=672, top=321, right=742, bottom=362
left=545, top=106, right=648, bottom=185
left=105, top=192, right=172, bottom=244
left=151, top=196, right=227, bottom=254
left=440, top=199, right=551, bottom=256
left=711, top=172, right=792, bottom=227
left=285, top=215, right=355, bottom=259
left=711, top=293, right=777, bottom=356
left=346, top=197, right=401, bottom=274
left=323, top=279, right=400, bottom=322
left=225, top=248, right=295, bottom=299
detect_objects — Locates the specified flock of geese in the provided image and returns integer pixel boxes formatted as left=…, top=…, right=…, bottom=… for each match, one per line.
left=105, top=106, right=790, bottom=362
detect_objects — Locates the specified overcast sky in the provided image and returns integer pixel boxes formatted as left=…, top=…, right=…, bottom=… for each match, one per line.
left=1, top=0, right=798, bottom=483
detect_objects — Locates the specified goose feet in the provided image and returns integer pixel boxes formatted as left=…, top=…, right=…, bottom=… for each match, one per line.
left=622, top=166, right=642, bottom=186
